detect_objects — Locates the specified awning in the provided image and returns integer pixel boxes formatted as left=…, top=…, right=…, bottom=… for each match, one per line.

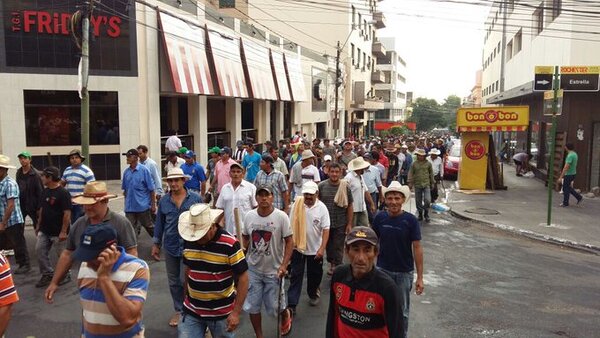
left=158, top=12, right=214, bottom=95
left=458, top=126, right=528, bottom=132
left=270, top=51, right=292, bottom=101
left=240, top=38, right=278, bottom=100
left=284, top=53, right=307, bottom=101
left=207, top=30, right=249, bottom=98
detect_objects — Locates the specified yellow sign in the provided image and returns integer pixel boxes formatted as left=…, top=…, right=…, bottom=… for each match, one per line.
left=535, top=66, right=554, bottom=74
left=560, top=66, right=600, bottom=74
left=544, top=89, right=563, bottom=100
left=456, top=106, right=529, bottom=130
left=458, top=132, right=489, bottom=191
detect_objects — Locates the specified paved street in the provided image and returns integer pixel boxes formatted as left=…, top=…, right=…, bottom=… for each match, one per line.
left=5, top=197, right=600, bottom=338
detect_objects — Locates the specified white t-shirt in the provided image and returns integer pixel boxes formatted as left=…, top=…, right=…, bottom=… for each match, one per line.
left=165, top=135, right=182, bottom=152
left=216, top=180, right=258, bottom=235
left=344, top=171, right=368, bottom=212
left=243, top=208, right=293, bottom=275
left=427, top=156, right=444, bottom=177
left=290, top=164, right=321, bottom=197
left=289, top=200, right=330, bottom=255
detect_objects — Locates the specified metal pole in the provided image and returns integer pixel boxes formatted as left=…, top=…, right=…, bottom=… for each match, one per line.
left=81, top=1, right=92, bottom=165
left=546, top=66, right=560, bottom=226
left=334, top=41, right=341, bottom=138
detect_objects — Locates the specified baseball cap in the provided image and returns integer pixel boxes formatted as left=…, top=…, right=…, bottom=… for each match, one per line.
left=220, top=146, right=232, bottom=155
left=302, top=181, right=319, bottom=195
left=324, top=155, right=332, bottom=162
left=256, top=185, right=273, bottom=195
left=178, top=147, right=189, bottom=154
left=345, top=226, right=378, bottom=246
left=42, top=166, right=60, bottom=180
left=230, top=162, right=244, bottom=171
left=17, top=151, right=32, bottom=159
left=72, top=224, right=118, bottom=262
left=122, top=149, right=139, bottom=157
left=183, top=150, right=195, bottom=158
left=208, top=146, right=221, bottom=154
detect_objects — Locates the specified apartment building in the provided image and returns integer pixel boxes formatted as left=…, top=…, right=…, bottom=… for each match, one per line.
left=481, top=0, right=600, bottom=190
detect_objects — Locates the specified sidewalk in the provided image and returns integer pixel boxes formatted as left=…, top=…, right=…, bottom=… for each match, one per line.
left=446, top=165, right=600, bottom=254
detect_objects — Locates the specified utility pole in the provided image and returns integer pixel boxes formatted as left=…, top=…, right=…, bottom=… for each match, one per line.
left=80, top=0, right=93, bottom=165
left=546, top=66, right=560, bottom=226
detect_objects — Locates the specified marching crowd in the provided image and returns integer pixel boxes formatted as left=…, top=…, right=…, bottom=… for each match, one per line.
left=0, top=131, right=454, bottom=337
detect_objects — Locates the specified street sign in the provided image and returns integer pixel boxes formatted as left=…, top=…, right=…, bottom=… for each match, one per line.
left=534, top=66, right=554, bottom=91
left=559, top=66, right=600, bottom=92
left=543, top=89, right=563, bottom=116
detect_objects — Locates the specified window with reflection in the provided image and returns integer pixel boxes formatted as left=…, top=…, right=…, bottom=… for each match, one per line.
left=529, top=121, right=540, bottom=167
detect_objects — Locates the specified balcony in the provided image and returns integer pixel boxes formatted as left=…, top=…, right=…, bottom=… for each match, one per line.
left=371, top=70, right=385, bottom=83
left=372, top=40, right=386, bottom=58
left=373, top=11, right=386, bottom=29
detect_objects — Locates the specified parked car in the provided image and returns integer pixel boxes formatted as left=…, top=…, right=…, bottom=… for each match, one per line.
left=444, top=142, right=461, bottom=180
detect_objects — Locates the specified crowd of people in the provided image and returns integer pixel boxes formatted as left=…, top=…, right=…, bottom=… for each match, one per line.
left=0, top=131, right=455, bottom=337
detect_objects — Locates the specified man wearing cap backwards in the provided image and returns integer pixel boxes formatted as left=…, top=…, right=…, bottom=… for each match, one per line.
left=214, top=147, right=237, bottom=196
left=254, top=155, right=289, bottom=212
left=287, top=181, right=330, bottom=311
left=373, top=182, right=424, bottom=338
left=216, top=163, right=258, bottom=237
left=242, top=142, right=262, bottom=183
left=242, top=185, right=294, bottom=337
left=326, top=226, right=402, bottom=338
left=289, top=150, right=321, bottom=199
left=73, top=224, right=149, bottom=338
left=344, top=157, right=377, bottom=227
left=178, top=204, right=249, bottom=337
left=16, top=151, right=43, bottom=229
left=408, top=149, right=435, bottom=222
left=427, top=148, right=444, bottom=203
left=45, top=181, right=138, bottom=304
left=136, top=145, right=164, bottom=198
left=122, top=149, right=156, bottom=238
left=0, top=155, right=31, bottom=274
left=61, top=149, right=96, bottom=224
left=153, top=168, right=202, bottom=327
left=34, top=167, right=72, bottom=288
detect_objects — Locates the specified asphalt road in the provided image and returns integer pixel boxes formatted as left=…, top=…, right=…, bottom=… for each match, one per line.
left=5, top=200, right=600, bottom=338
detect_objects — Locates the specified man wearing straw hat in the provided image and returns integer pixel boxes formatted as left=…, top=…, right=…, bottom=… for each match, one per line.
left=344, top=157, right=376, bottom=227
left=153, top=168, right=202, bottom=327
left=408, top=149, right=434, bottom=223
left=0, top=154, right=31, bottom=274
left=373, top=181, right=424, bottom=338
left=427, top=148, right=444, bottom=203
left=288, top=149, right=321, bottom=200
left=44, top=181, right=138, bottom=304
left=178, top=203, right=248, bottom=337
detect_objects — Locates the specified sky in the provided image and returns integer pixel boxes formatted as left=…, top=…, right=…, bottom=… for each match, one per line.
left=379, top=0, right=491, bottom=103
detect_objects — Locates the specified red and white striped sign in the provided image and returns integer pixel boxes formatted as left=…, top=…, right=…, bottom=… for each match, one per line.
left=458, top=126, right=528, bottom=132
left=158, top=12, right=214, bottom=95
left=207, top=30, right=249, bottom=98
left=284, top=53, right=307, bottom=102
left=271, top=51, right=291, bottom=101
left=241, top=38, right=278, bottom=100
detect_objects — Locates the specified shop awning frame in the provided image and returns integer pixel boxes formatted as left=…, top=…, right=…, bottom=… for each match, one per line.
left=240, top=38, right=278, bottom=100
left=206, top=30, right=249, bottom=98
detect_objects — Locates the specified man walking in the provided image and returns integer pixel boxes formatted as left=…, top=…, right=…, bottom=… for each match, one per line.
left=344, top=157, right=376, bottom=227
left=408, top=149, right=434, bottom=222
left=153, top=168, right=202, bottom=327
left=34, top=167, right=72, bottom=288
left=254, top=154, right=289, bottom=212
left=269, top=147, right=289, bottom=179
left=0, top=155, right=30, bottom=274
left=62, top=149, right=95, bottom=223
left=242, top=186, right=294, bottom=337
left=242, top=142, right=262, bottom=183
left=181, top=150, right=207, bottom=197
left=16, top=151, right=43, bottom=227
left=363, top=153, right=383, bottom=223
left=288, top=182, right=329, bottom=311
left=558, top=143, right=583, bottom=207
left=165, top=151, right=185, bottom=174
left=289, top=150, right=321, bottom=199
left=427, top=148, right=444, bottom=203
left=216, top=163, right=257, bottom=236
left=137, top=145, right=164, bottom=198
left=326, top=226, right=402, bottom=338
left=178, top=203, right=249, bottom=337
left=122, top=149, right=156, bottom=237
left=73, top=224, right=149, bottom=338
left=373, top=182, right=424, bottom=338
left=215, top=147, right=236, bottom=196
left=337, top=141, right=357, bottom=169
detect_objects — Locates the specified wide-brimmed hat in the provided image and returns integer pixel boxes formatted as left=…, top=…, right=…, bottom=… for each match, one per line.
left=0, top=155, right=16, bottom=169
left=382, top=181, right=411, bottom=204
left=347, top=157, right=370, bottom=172
left=429, top=148, right=441, bottom=156
left=72, top=182, right=118, bottom=205
left=415, top=148, right=427, bottom=156
left=68, top=149, right=85, bottom=161
left=163, top=167, right=190, bottom=181
left=178, top=204, right=224, bottom=242
left=301, top=150, right=315, bottom=160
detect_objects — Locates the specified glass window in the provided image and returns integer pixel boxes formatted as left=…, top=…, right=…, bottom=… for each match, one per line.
left=24, top=90, right=119, bottom=146
left=530, top=121, right=540, bottom=167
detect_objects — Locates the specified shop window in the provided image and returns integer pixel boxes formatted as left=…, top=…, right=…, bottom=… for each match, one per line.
left=24, top=90, right=119, bottom=146
left=529, top=121, right=540, bottom=167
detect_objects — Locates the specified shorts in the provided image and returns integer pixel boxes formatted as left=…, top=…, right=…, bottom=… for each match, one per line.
left=243, top=269, right=285, bottom=316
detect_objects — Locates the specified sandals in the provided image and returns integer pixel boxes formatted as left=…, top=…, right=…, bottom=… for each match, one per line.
left=281, top=308, right=293, bottom=336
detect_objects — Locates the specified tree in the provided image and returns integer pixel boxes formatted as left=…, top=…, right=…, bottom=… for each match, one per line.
left=389, top=126, right=409, bottom=136
left=442, top=95, right=462, bottom=131
left=407, top=98, right=444, bottom=132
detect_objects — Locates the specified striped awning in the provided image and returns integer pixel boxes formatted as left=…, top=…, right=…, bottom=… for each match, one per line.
left=158, top=12, right=215, bottom=95
left=284, top=53, right=307, bottom=102
left=458, top=126, right=528, bottom=132
left=207, top=30, right=249, bottom=98
left=270, top=51, right=291, bottom=101
left=241, top=38, right=278, bottom=100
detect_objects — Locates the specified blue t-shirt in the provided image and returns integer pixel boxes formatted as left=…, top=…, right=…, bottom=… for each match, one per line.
left=242, top=151, right=262, bottom=183
left=372, top=210, right=421, bottom=273
left=181, top=162, right=207, bottom=191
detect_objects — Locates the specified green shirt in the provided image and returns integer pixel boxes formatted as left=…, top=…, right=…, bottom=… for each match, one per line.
left=565, top=151, right=578, bottom=176
left=408, top=159, right=434, bottom=188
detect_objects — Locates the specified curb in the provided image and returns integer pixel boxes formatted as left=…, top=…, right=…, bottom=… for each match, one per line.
left=449, top=210, right=600, bottom=256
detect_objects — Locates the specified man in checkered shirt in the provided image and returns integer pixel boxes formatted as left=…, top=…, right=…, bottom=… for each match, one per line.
left=254, top=154, right=289, bottom=213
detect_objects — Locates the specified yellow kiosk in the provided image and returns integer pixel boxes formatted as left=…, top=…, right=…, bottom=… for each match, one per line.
left=456, top=106, right=529, bottom=190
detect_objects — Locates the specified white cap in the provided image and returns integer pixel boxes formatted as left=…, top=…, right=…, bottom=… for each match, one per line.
left=324, top=154, right=332, bottom=161
left=302, top=181, right=319, bottom=195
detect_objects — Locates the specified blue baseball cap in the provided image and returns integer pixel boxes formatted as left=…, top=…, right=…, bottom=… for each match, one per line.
left=73, top=224, right=118, bottom=262
left=183, top=150, right=195, bottom=158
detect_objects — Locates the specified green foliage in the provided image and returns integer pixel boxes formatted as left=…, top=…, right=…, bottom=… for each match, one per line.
left=408, top=95, right=462, bottom=131
left=389, top=126, right=410, bottom=136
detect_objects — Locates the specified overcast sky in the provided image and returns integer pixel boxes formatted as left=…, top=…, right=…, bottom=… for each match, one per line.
left=379, top=0, right=491, bottom=103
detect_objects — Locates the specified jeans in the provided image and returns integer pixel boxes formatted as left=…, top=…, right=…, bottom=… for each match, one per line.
left=415, top=187, right=431, bottom=214
left=243, top=270, right=285, bottom=316
left=288, top=250, right=323, bottom=308
left=178, top=313, right=234, bottom=338
left=352, top=211, right=369, bottom=227
left=562, top=175, right=582, bottom=206
left=35, top=232, right=67, bottom=275
left=379, top=268, right=413, bottom=338
left=5, top=223, right=29, bottom=267
left=164, top=251, right=185, bottom=312
left=71, top=204, right=84, bottom=224
left=19, top=207, right=38, bottom=226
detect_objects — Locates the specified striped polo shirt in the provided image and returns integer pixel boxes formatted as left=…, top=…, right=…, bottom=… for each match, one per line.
left=62, top=164, right=96, bottom=196
left=183, top=228, right=248, bottom=320
left=78, top=247, right=149, bottom=338
left=0, top=254, right=19, bottom=306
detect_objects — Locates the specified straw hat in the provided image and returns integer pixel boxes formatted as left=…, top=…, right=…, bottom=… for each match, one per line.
left=0, top=155, right=16, bottom=169
left=347, top=157, right=370, bottom=172
left=178, top=204, right=224, bottom=242
left=301, top=150, right=315, bottom=160
left=415, top=148, right=427, bottom=156
left=382, top=181, right=411, bottom=204
left=72, top=182, right=118, bottom=205
left=429, top=148, right=441, bottom=156
left=163, top=167, right=190, bottom=181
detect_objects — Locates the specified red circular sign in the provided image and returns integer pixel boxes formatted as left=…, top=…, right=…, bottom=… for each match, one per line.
left=464, top=140, right=486, bottom=160
left=484, top=110, right=498, bottom=123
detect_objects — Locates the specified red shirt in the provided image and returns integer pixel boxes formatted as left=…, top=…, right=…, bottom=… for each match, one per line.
left=378, top=151, right=390, bottom=169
